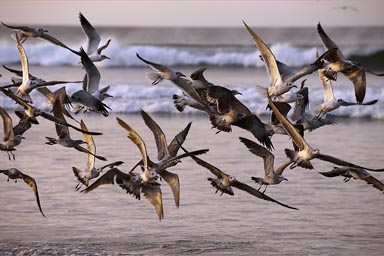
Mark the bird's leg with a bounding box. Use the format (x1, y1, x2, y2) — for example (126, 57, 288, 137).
(290, 162, 298, 169)
(343, 177, 351, 183)
(7, 178, 9, 182)
(75, 182, 82, 191)
(257, 184, 263, 191)
(7, 151, 11, 161)
(11, 151, 15, 160)
(152, 75, 162, 85)
(262, 185, 267, 194)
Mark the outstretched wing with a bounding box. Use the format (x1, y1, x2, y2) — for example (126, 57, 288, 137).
(21, 172, 46, 217)
(233, 180, 298, 210)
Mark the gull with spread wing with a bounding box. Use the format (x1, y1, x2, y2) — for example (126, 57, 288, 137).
(317, 22, 384, 104)
(314, 52, 378, 119)
(0, 168, 45, 217)
(70, 48, 111, 116)
(239, 137, 291, 193)
(319, 167, 384, 193)
(72, 119, 123, 191)
(179, 144, 298, 210)
(267, 90, 384, 172)
(78, 12, 111, 62)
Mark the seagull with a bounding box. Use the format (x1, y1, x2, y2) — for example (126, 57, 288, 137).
(1, 21, 75, 51)
(37, 86, 78, 123)
(45, 102, 107, 161)
(78, 12, 111, 62)
(137, 53, 212, 113)
(289, 81, 338, 131)
(0, 106, 25, 160)
(70, 48, 111, 116)
(179, 144, 298, 210)
(72, 119, 124, 190)
(117, 116, 209, 210)
(172, 67, 214, 112)
(243, 21, 297, 98)
(314, 51, 378, 119)
(198, 84, 274, 150)
(0, 168, 45, 217)
(200, 85, 244, 132)
(136, 109, 193, 207)
(239, 137, 291, 192)
(317, 22, 384, 104)
(136, 53, 186, 84)
(319, 167, 384, 193)
(82, 167, 163, 220)
(267, 90, 384, 171)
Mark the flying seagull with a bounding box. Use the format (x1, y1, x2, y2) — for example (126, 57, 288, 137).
(317, 22, 384, 104)
(179, 144, 298, 210)
(72, 119, 123, 190)
(239, 137, 291, 192)
(78, 12, 111, 62)
(0, 168, 45, 217)
(319, 167, 384, 193)
(267, 89, 384, 172)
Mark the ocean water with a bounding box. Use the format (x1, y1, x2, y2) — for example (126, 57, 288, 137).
(0, 24, 384, 255)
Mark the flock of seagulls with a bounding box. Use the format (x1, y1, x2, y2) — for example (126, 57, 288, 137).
(0, 14, 383, 220)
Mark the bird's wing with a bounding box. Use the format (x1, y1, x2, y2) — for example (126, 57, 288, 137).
(80, 120, 95, 170)
(0, 106, 14, 141)
(362, 173, 384, 192)
(341, 66, 366, 104)
(51, 95, 70, 138)
(233, 180, 299, 210)
(232, 115, 274, 151)
(318, 168, 347, 177)
(37, 86, 55, 104)
(317, 54, 336, 103)
(239, 137, 275, 177)
(21, 172, 46, 217)
(140, 109, 169, 161)
(243, 21, 282, 87)
(82, 168, 137, 195)
(317, 23, 345, 60)
(167, 122, 192, 157)
(0, 88, 31, 110)
(116, 117, 148, 170)
(316, 153, 384, 172)
(159, 169, 180, 208)
(142, 182, 164, 220)
(179, 144, 225, 179)
(15, 33, 29, 85)
(136, 53, 170, 73)
(2, 65, 38, 80)
(79, 47, 100, 94)
(99, 160, 124, 171)
(1, 22, 35, 32)
(40, 32, 76, 52)
(79, 12, 101, 55)
(268, 101, 291, 125)
(267, 93, 309, 150)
